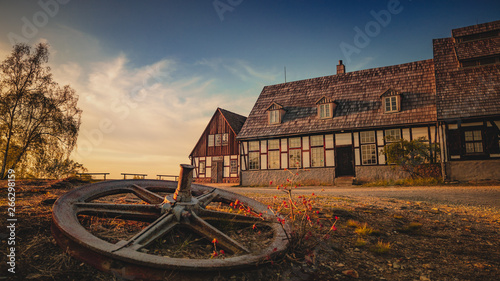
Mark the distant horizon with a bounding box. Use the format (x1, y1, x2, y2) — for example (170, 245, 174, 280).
(1, 1, 499, 179)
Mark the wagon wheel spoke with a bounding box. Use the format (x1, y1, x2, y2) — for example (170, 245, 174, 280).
(113, 212, 177, 252)
(196, 190, 220, 207)
(75, 202, 161, 221)
(187, 212, 250, 254)
(198, 209, 265, 224)
(131, 184, 165, 204)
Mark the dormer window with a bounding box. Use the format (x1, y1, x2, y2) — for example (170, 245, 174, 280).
(269, 110, 280, 124)
(316, 96, 336, 119)
(381, 89, 401, 113)
(266, 102, 285, 125)
(319, 103, 331, 118)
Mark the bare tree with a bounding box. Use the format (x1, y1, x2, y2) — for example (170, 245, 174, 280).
(0, 43, 83, 179)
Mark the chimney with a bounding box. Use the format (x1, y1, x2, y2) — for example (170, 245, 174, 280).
(337, 60, 345, 74)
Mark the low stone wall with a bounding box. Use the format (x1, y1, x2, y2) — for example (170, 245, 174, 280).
(193, 177, 239, 184)
(241, 168, 335, 186)
(446, 159, 500, 181)
(355, 165, 410, 182)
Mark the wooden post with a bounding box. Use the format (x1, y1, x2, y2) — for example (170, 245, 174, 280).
(173, 164, 195, 202)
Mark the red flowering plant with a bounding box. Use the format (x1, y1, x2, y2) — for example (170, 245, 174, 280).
(222, 167, 339, 265)
(266, 167, 339, 264)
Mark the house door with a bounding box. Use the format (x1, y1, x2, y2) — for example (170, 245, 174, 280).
(211, 161, 223, 183)
(335, 146, 355, 177)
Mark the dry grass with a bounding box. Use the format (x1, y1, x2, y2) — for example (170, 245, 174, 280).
(2, 179, 500, 281)
(354, 223, 375, 236)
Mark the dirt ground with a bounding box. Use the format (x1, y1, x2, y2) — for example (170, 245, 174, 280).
(1, 179, 499, 281)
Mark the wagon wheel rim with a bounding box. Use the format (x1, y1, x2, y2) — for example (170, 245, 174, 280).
(52, 179, 289, 278)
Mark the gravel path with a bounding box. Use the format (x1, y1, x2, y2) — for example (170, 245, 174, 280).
(216, 185, 500, 209)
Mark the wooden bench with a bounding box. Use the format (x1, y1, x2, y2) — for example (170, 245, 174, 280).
(76, 173, 110, 181)
(121, 173, 147, 179)
(157, 174, 179, 181)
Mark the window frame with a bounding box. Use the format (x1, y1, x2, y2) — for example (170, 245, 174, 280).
(385, 129, 401, 142)
(289, 149, 302, 168)
(319, 103, 331, 119)
(230, 159, 238, 174)
(199, 161, 206, 174)
(311, 147, 325, 167)
(222, 133, 229, 146)
(248, 152, 260, 170)
(268, 150, 280, 169)
(208, 135, 215, 147)
(360, 131, 377, 165)
(289, 137, 301, 148)
(269, 110, 281, 124)
(361, 144, 377, 165)
(215, 134, 222, 146)
(384, 96, 399, 113)
(464, 129, 484, 155)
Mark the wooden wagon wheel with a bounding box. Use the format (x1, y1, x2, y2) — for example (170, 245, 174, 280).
(52, 165, 289, 280)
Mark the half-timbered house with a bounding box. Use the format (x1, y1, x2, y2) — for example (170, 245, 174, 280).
(236, 20, 500, 185)
(237, 59, 438, 186)
(189, 108, 246, 183)
(435, 20, 500, 181)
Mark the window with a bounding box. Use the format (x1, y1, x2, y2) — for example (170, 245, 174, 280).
(384, 96, 398, 113)
(289, 137, 301, 148)
(230, 159, 238, 174)
(249, 152, 260, 170)
(215, 134, 221, 146)
(249, 141, 259, 151)
(199, 162, 206, 174)
(222, 133, 229, 146)
(360, 131, 375, 144)
(269, 110, 281, 124)
(289, 149, 301, 168)
(319, 104, 331, 118)
(268, 150, 280, 169)
(465, 130, 483, 154)
(316, 96, 335, 119)
(266, 102, 284, 125)
(311, 147, 324, 167)
(311, 135, 324, 167)
(208, 135, 214, 147)
(385, 129, 401, 142)
(360, 131, 377, 165)
(310, 135, 324, 146)
(268, 139, 279, 150)
(361, 144, 377, 165)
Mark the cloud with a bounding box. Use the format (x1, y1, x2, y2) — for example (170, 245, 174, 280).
(350, 56, 375, 72)
(197, 57, 280, 83)
(3, 24, 270, 178)
(64, 51, 244, 177)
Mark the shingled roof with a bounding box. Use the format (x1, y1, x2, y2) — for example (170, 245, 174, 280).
(218, 108, 247, 134)
(237, 60, 436, 140)
(434, 20, 500, 121)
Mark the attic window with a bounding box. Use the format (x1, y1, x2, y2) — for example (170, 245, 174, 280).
(381, 89, 401, 113)
(266, 102, 285, 125)
(316, 96, 336, 119)
(269, 110, 281, 124)
(319, 104, 331, 118)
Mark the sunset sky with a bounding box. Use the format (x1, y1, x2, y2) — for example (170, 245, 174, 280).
(1, 0, 499, 179)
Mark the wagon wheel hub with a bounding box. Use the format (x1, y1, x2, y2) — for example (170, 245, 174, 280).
(52, 164, 289, 280)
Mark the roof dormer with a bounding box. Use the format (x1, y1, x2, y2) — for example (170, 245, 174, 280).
(266, 102, 285, 124)
(315, 96, 336, 119)
(380, 89, 401, 113)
